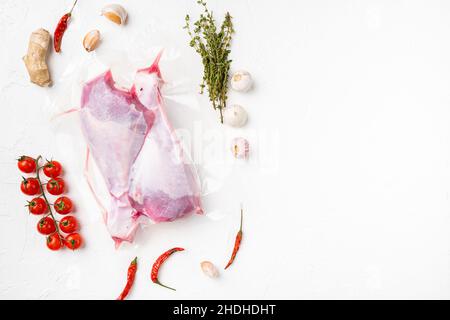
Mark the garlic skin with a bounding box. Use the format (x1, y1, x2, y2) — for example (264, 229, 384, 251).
(231, 137, 249, 159)
(200, 261, 219, 278)
(231, 70, 252, 92)
(101, 4, 127, 25)
(223, 105, 248, 128)
(83, 30, 100, 52)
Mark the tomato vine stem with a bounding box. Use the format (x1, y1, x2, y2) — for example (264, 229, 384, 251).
(34, 155, 63, 241)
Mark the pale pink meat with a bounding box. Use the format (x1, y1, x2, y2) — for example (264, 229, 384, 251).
(80, 54, 202, 245)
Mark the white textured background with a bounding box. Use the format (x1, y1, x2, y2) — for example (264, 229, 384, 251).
(1, 0, 450, 300)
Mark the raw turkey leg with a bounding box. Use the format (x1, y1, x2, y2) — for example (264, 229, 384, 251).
(79, 53, 202, 246)
(128, 55, 203, 222)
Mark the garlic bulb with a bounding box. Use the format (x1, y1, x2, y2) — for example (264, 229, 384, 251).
(223, 105, 248, 127)
(101, 4, 127, 25)
(231, 70, 252, 92)
(200, 261, 219, 278)
(231, 137, 249, 159)
(83, 30, 100, 52)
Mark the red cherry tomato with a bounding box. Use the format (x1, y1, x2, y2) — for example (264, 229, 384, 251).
(59, 216, 78, 233)
(28, 197, 47, 215)
(46, 178, 65, 195)
(20, 177, 40, 196)
(65, 233, 82, 250)
(54, 196, 73, 215)
(37, 217, 56, 235)
(47, 233, 62, 251)
(43, 160, 63, 178)
(17, 156, 36, 173)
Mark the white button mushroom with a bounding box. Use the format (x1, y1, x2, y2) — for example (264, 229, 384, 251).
(223, 104, 248, 128)
(231, 137, 249, 159)
(231, 70, 252, 92)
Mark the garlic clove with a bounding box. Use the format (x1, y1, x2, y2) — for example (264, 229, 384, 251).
(200, 261, 219, 278)
(83, 30, 100, 52)
(223, 104, 248, 128)
(101, 4, 127, 25)
(231, 70, 253, 92)
(231, 137, 249, 159)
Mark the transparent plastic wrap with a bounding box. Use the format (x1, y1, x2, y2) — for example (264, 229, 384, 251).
(46, 33, 209, 247)
(80, 51, 203, 247)
(45, 19, 249, 248)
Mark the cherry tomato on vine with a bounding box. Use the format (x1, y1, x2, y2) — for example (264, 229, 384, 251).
(17, 156, 36, 173)
(54, 196, 73, 215)
(20, 177, 40, 196)
(46, 178, 65, 195)
(27, 197, 47, 215)
(47, 233, 62, 251)
(59, 216, 78, 233)
(43, 160, 62, 178)
(37, 217, 56, 235)
(65, 233, 82, 250)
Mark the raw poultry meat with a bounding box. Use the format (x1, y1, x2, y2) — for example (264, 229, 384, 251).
(79, 53, 202, 246)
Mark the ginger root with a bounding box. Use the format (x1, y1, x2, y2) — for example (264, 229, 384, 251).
(23, 28, 52, 87)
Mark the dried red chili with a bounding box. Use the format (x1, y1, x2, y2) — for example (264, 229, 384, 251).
(117, 257, 137, 300)
(53, 0, 78, 53)
(224, 208, 243, 270)
(151, 247, 184, 291)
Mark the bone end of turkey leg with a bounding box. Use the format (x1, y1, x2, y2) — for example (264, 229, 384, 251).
(106, 196, 141, 247)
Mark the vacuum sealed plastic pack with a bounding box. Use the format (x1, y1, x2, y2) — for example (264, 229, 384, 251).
(46, 20, 248, 247)
(46, 41, 205, 247)
(79, 52, 203, 246)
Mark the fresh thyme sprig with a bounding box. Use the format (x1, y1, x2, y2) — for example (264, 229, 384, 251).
(184, 0, 234, 123)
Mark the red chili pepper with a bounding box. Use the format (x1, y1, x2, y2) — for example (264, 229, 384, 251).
(224, 208, 243, 270)
(151, 247, 184, 291)
(53, 0, 78, 53)
(117, 257, 137, 300)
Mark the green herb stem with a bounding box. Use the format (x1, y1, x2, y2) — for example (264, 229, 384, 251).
(184, 0, 234, 123)
(34, 155, 64, 240)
